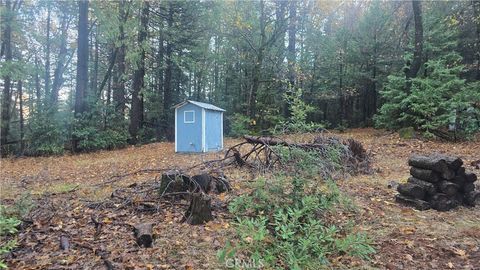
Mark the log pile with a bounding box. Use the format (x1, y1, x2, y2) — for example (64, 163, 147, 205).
(396, 154, 479, 211)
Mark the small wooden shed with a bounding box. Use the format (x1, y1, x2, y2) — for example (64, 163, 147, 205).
(174, 100, 225, 153)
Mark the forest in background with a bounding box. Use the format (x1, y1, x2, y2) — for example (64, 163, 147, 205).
(1, 0, 480, 156)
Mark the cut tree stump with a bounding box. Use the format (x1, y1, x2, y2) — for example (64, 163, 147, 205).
(184, 193, 213, 225)
(134, 223, 154, 247)
(158, 171, 189, 196)
(408, 155, 455, 180)
(438, 181, 458, 196)
(407, 177, 436, 196)
(409, 167, 440, 183)
(397, 183, 425, 200)
(395, 194, 430, 210)
(464, 191, 480, 206)
(191, 174, 212, 193)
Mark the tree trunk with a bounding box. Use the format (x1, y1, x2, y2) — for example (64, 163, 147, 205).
(129, 1, 149, 143)
(112, 0, 127, 115)
(247, 0, 266, 119)
(45, 2, 51, 99)
(405, 0, 423, 92)
(287, 0, 296, 87)
(162, 3, 174, 141)
(18, 80, 24, 155)
(51, 11, 70, 106)
(1, 0, 13, 148)
(472, 0, 480, 80)
(74, 0, 89, 116)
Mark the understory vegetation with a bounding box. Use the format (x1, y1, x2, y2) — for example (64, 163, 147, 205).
(219, 146, 375, 269)
(0, 195, 33, 269)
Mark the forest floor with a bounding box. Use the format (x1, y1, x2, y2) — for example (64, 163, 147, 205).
(1, 128, 480, 269)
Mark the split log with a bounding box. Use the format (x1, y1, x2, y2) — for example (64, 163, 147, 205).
(407, 177, 436, 196)
(409, 167, 440, 183)
(190, 174, 212, 193)
(408, 155, 455, 180)
(395, 194, 430, 210)
(465, 172, 478, 183)
(438, 181, 458, 196)
(430, 193, 455, 211)
(464, 191, 480, 206)
(158, 171, 189, 196)
(184, 193, 213, 225)
(397, 183, 425, 200)
(134, 223, 153, 247)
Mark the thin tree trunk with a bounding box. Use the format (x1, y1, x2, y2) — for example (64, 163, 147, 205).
(18, 80, 24, 154)
(74, 0, 89, 116)
(1, 0, 13, 148)
(163, 3, 174, 141)
(45, 2, 51, 99)
(405, 0, 423, 92)
(112, 0, 127, 115)
(129, 1, 149, 143)
(473, 0, 480, 80)
(51, 11, 70, 106)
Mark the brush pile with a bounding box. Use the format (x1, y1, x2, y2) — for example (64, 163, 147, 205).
(396, 154, 479, 211)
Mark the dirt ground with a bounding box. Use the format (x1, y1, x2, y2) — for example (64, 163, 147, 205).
(1, 128, 479, 269)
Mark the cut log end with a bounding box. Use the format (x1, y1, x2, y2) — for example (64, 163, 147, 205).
(397, 183, 425, 200)
(134, 223, 154, 248)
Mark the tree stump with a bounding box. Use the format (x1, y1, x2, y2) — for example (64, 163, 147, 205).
(134, 223, 154, 247)
(191, 174, 212, 193)
(158, 171, 189, 196)
(397, 183, 425, 200)
(184, 193, 213, 225)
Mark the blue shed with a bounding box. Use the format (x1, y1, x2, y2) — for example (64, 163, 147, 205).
(174, 100, 225, 153)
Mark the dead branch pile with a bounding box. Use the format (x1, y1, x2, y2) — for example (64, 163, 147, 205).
(396, 154, 479, 211)
(225, 134, 372, 176)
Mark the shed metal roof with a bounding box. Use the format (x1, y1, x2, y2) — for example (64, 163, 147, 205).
(174, 100, 225, 112)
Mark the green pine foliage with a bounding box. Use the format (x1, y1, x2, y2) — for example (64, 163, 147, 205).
(375, 10, 480, 139)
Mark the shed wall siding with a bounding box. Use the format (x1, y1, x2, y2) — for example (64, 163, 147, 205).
(205, 110, 223, 151)
(176, 103, 203, 152)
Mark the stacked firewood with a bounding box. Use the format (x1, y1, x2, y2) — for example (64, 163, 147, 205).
(395, 154, 479, 211)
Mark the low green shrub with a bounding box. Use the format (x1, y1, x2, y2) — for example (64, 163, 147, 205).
(221, 177, 374, 269)
(229, 113, 251, 138)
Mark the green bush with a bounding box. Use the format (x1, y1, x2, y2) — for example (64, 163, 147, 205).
(229, 113, 251, 137)
(275, 87, 324, 134)
(27, 110, 65, 156)
(72, 109, 129, 152)
(221, 177, 374, 269)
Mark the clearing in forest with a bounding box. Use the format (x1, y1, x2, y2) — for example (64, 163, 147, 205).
(1, 128, 479, 269)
